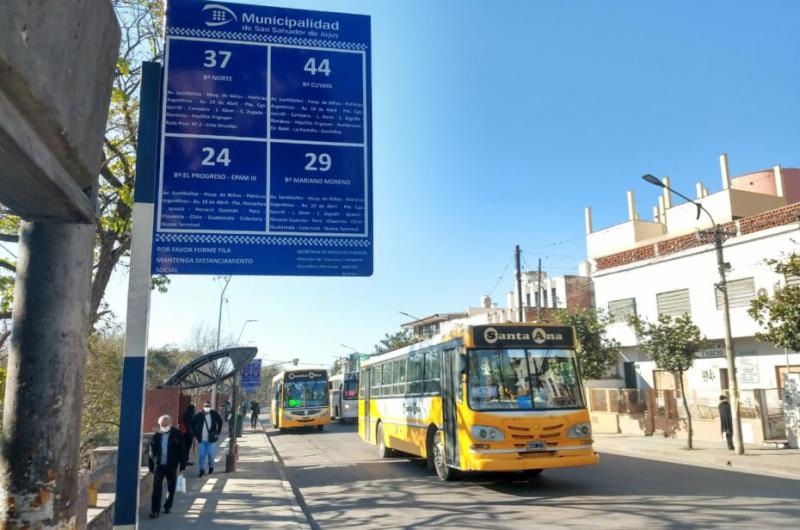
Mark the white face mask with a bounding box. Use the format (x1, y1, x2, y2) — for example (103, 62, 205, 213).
(160, 425, 171, 433)
(203, 407, 211, 412)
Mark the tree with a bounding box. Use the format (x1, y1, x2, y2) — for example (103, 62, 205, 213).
(82, 331, 124, 456)
(630, 313, 705, 449)
(749, 253, 800, 355)
(373, 329, 418, 355)
(554, 308, 621, 380)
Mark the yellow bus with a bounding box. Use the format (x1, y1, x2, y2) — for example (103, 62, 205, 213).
(271, 368, 331, 431)
(358, 324, 598, 480)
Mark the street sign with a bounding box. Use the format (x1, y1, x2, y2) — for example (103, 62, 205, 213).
(241, 358, 262, 391)
(153, 0, 372, 276)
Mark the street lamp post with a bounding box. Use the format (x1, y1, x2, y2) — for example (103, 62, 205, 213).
(642, 174, 744, 454)
(236, 319, 258, 345)
(211, 275, 231, 410)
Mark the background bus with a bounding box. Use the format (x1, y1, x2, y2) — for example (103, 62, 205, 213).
(329, 372, 359, 422)
(358, 324, 598, 480)
(271, 368, 330, 431)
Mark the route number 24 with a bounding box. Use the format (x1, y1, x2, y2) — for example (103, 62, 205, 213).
(201, 147, 231, 167)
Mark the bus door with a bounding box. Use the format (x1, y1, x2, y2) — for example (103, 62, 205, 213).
(441, 347, 460, 468)
(363, 369, 371, 441)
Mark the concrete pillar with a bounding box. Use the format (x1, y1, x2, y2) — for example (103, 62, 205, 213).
(662, 176, 672, 208)
(696, 181, 704, 199)
(773, 165, 785, 198)
(658, 195, 666, 225)
(626, 191, 636, 221)
(652, 206, 659, 222)
(584, 207, 593, 234)
(1, 220, 94, 528)
(720, 153, 731, 190)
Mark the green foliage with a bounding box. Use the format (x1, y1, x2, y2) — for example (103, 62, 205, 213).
(373, 329, 418, 355)
(81, 332, 124, 455)
(629, 313, 705, 374)
(749, 253, 800, 352)
(554, 309, 620, 379)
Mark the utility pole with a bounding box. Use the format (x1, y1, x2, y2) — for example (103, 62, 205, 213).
(226, 368, 239, 472)
(641, 174, 745, 455)
(212, 275, 231, 409)
(715, 228, 745, 455)
(515, 245, 524, 322)
(537, 258, 543, 321)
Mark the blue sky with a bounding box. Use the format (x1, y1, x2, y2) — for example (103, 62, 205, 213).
(104, 0, 800, 367)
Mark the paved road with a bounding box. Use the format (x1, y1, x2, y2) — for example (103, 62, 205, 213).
(266, 421, 800, 529)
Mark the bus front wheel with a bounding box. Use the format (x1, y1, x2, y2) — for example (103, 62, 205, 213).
(433, 428, 457, 481)
(376, 423, 391, 459)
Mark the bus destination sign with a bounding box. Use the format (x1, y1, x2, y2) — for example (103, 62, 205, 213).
(472, 325, 576, 349)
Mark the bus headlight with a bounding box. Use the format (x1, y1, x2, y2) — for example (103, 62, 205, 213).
(471, 425, 505, 442)
(566, 422, 592, 438)
(344, 404, 351, 410)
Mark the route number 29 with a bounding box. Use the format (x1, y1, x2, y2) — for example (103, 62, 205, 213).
(203, 50, 232, 68)
(201, 147, 231, 167)
(305, 153, 331, 171)
(303, 57, 331, 76)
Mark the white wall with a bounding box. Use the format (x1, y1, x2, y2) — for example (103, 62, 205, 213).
(594, 223, 799, 346)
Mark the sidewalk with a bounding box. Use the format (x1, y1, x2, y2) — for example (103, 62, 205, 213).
(594, 433, 800, 480)
(139, 428, 309, 529)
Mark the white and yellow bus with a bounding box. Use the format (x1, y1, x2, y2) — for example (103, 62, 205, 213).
(358, 324, 598, 480)
(271, 368, 331, 431)
(329, 372, 359, 422)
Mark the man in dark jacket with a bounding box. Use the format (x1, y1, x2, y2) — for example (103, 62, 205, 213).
(250, 401, 261, 429)
(718, 394, 734, 450)
(181, 403, 196, 463)
(148, 415, 187, 518)
(193, 401, 224, 477)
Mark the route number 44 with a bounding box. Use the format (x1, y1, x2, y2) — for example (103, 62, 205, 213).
(304, 57, 331, 76)
(201, 147, 231, 167)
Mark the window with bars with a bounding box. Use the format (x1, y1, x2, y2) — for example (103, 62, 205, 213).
(656, 289, 691, 317)
(715, 277, 755, 309)
(608, 298, 637, 323)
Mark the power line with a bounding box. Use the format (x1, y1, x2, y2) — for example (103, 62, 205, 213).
(487, 252, 514, 298)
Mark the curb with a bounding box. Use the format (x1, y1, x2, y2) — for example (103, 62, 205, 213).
(595, 441, 800, 481)
(262, 425, 317, 530)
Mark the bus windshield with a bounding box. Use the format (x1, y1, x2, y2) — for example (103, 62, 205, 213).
(468, 348, 584, 411)
(284, 380, 328, 408)
(343, 379, 358, 400)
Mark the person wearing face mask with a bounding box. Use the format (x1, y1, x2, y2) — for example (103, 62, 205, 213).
(192, 401, 223, 477)
(148, 415, 187, 518)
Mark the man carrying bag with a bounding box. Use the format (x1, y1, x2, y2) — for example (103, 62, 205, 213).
(193, 401, 223, 477)
(148, 415, 187, 518)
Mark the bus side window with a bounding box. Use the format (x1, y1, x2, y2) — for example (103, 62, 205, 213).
(394, 358, 407, 395)
(370, 366, 381, 397)
(424, 351, 440, 394)
(383, 362, 395, 397)
(408, 352, 424, 394)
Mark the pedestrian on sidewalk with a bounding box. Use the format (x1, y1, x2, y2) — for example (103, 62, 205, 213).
(223, 399, 232, 424)
(148, 415, 187, 519)
(193, 401, 223, 477)
(719, 394, 734, 450)
(250, 400, 261, 429)
(181, 403, 196, 464)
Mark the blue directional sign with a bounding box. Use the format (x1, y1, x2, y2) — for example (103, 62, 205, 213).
(241, 359, 262, 391)
(152, 0, 372, 276)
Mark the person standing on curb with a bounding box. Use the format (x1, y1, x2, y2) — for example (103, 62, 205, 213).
(250, 400, 261, 430)
(193, 401, 223, 477)
(718, 394, 734, 450)
(148, 415, 187, 519)
(181, 402, 196, 464)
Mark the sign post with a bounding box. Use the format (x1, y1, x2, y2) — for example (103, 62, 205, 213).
(115, 1, 371, 526)
(241, 359, 263, 392)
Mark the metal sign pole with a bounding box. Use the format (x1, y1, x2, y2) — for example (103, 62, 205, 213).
(113, 61, 161, 530)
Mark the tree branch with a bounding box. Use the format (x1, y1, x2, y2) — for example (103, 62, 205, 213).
(0, 259, 16, 273)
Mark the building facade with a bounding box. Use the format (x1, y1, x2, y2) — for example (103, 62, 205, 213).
(586, 156, 800, 438)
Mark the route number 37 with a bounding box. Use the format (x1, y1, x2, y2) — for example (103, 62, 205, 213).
(304, 57, 331, 76)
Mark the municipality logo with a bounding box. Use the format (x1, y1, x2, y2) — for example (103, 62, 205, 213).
(203, 4, 237, 27)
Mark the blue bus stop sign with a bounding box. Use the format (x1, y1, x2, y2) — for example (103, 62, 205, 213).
(153, 0, 372, 276)
(241, 359, 262, 391)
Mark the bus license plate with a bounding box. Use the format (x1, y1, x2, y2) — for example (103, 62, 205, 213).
(526, 441, 546, 451)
